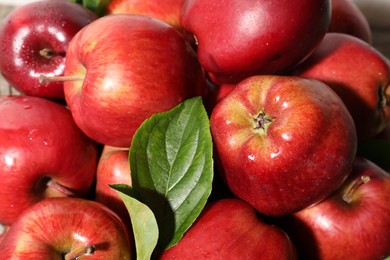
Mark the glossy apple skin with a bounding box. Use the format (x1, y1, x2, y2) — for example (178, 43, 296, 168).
(106, 0, 186, 32)
(95, 145, 132, 229)
(328, 0, 372, 43)
(180, 0, 331, 84)
(160, 198, 297, 259)
(294, 32, 390, 141)
(64, 14, 207, 148)
(0, 197, 133, 259)
(210, 75, 357, 216)
(0, 95, 99, 226)
(0, 0, 98, 99)
(281, 157, 390, 260)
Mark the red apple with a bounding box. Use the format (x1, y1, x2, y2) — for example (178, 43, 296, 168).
(294, 32, 390, 141)
(0, 95, 99, 226)
(61, 14, 207, 148)
(281, 157, 390, 260)
(106, 0, 186, 32)
(0, 197, 133, 259)
(160, 198, 297, 259)
(328, 0, 372, 43)
(95, 145, 132, 228)
(0, 0, 98, 99)
(210, 75, 357, 217)
(180, 0, 331, 84)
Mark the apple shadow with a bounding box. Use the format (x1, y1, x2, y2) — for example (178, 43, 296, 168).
(275, 215, 321, 260)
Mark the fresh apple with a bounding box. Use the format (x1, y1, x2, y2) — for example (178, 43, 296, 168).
(180, 0, 331, 85)
(106, 0, 186, 32)
(328, 0, 372, 43)
(210, 75, 357, 217)
(0, 95, 99, 226)
(160, 198, 297, 259)
(0, 197, 133, 259)
(281, 157, 390, 260)
(0, 0, 98, 99)
(294, 32, 390, 141)
(59, 14, 207, 148)
(95, 145, 132, 229)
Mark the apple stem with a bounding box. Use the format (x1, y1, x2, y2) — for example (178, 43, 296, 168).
(39, 48, 53, 59)
(39, 48, 65, 59)
(342, 175, 371, 203)
(46, 179, 77, 197)
(39, 74, 84, 84)
(64, 245, 95, 260)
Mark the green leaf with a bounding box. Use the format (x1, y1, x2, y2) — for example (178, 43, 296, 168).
(111, 184, 159, 260)
(130, 96, 214, 251)
(70, 0, 111, 16)
(357, 139, 390, 171)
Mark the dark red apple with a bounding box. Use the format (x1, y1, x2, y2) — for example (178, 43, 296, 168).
(160, 198, 297, 259)
(61, 14, 207, 148)
(180, 0, 331, 84)
(0, 0, 98, 99)
(210, 75, 357, 217)
(294, 32, 390, 140)
(95, 145, 132, 228)
(106, 0, 186, 32)
(0, 197, 133, 259)
(328, 0, 372, 43)
(0, 95, 99, 226)
(281, 157, 390, 260)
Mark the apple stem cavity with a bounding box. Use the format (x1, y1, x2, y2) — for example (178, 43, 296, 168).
(39, 48, 65, 59)
(342, 175, 371, 203)
(39, 48, 54, 59)
(46, 179, 77, 197)
(38, 74, 84, 84)
(64, 245, 95, 260)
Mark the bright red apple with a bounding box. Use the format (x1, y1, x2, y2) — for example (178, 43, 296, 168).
(328, 0, 372, 43)
(210, 75, 357, 217)
(180, 0, 331, 85)
(281, 157, 390, 260)
(294, 32, 390, 141)
(106, 0, 186, 32)
(160, 198, 297, 259)
(0, 0, 98, 99)
(95, 145, 132, 228)
(0, 95, 99, 226)
(0, 197, 133, 259)
(60, 14, 207, 148)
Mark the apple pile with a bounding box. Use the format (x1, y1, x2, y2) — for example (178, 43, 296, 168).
(0, 0, 389, 259)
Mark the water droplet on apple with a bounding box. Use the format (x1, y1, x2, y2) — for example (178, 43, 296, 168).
(43, 138, 50, 146)
(23, 104, 32, 110)
(270, 148, 281, 158)
(27, 129, 39, 141)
